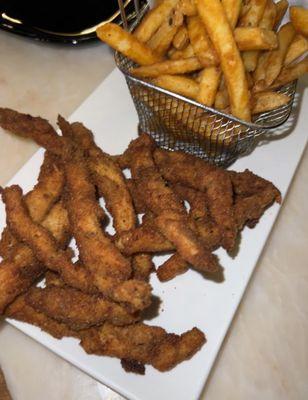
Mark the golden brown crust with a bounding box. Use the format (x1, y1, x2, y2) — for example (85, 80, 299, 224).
(0, 152, 65, 259)
(154, 148, 237, 252)
(5, 293, 78, 339)
(157, 253, 189, 282)
(80, 322, 206, 372)
(126, 134, 219, 273)
(26, 286, 139, 330)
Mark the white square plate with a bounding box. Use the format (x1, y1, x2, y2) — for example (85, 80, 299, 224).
(1, 69, 307, 400)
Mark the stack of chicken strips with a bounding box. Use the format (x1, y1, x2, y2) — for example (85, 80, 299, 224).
(0, 108, 281, 374)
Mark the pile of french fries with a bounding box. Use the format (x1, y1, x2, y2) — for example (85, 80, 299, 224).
(97, 0, 308, 124)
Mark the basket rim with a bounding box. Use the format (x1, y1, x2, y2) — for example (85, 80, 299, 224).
(115, 52, 296, 131)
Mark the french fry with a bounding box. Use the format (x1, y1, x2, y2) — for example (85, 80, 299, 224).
(178, 0, 198, 16)
(152, 74, 199, 99)
(234, 27, 278, 51)
(285, 34, 308, 66)
(197, 67, 221, 106)
(246, 72, 254, 88)
(187, 15, 219, 67)
(242, 0, 277, 72)
(270, 57, 308, 88)
(289, 6, 308, 38)
(221, 0, 242, 29)
(173, 25, 190, 50)
(252, 91, 290, 113)
(197, 0, 251, 121)
(131, 57, 203, 78)
(215, 87, 229, 110)
(273, 0, 289, 31)
(253, 51, 271, 84)
(96, 23, 162, 66)
(239, 0, 267, 28)
(264, 22, 296, 87)
(134, 0, 180, 43)
(147, 10, 183, 56)
(169, 44, 195, 59)
(240, 0, 268, 71)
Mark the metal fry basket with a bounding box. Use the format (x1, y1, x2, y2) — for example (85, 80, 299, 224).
(115, 0, 297, 167)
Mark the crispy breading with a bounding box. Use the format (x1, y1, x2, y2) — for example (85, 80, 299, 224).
(0, 152, 64, 259)
(125, 134, 218, 272)
(154, 148, 237, 252)
(115, 221, 174, 254)
(157, 253, 189, 282)
(1, 185, 151, 312)
(0, 200, 70, 314)
(229, 169, 281, 201)
(0, 108, 65, 156)
(80, 322, 206, 372)
(26, 287, 139, 330)
(132, 254, 155, 282)
(58, 117, 137, 234)
(5, 293, 78, 339)
(126, 179, 147, 214)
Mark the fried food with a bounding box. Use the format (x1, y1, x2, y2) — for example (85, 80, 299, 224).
(234, 27, 278, 51)
(134, 0, 180, 43)
(187, 15, 219, 67)
(0, 200, 70, 314)
(263, 22, 296, 87)
(197, 67, 221, 107)
(290, 6, 308, 38)
(274, 0, 289, 30)
(26, 287, 139, 330)
(270, 57, 308, 89)
(252, 91, 290, 114)
(1, 185, 151, 312)
(172, 25, 189, 50)
(197, 0, 251, 121)
(5, 293, 78, 339)
(58, 117, 136, 236)
(80, 322, 206, 372)
(96, 24, 162, 66)
(154, 148, 237, 251)
(126, 134, 218, 272)
(285, 34, 308, 66)
(0, 108, 65, 156)
(0, 151, 64, 259)
(222, 0, 242, 29)
(152, 74, 199, 99)
(131, 57, 203, 78)
(157, 253, 189, 282)
(132, 254, 155, 282)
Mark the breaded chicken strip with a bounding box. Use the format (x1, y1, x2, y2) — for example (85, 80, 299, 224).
(124, 134, 218, 273)
(0, 201, 70, 314)
(58, 117, 137, 235)
(0, 107, 65, 156)
(80, 322, 206, 372)
(0, 152, 64, 259)
(26, 287, 139, 330)
(154, 148, 237, 252)
(1, 185, 151, 312)
(5, 293, 78, 339)
(157, 253, 189, 282)
(58, 117, 154, 283)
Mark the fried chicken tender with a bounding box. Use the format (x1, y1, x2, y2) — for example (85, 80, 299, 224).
(58, 117, 137, 235)
(80, 322, 206, 372)
(125, 134, 218, 273)
(26, 287, 139, 330)
(0, 107, 65, 156)
(229, 169, 282, 201)
(154, 148, 237, 252)
(2, 185, 151, 312)
(0, 201, 70, 314)
(58, 118, 154, 283)
(0, 152, 64, 259)
(5, 293, 78, 339)
(157, 253, 189, 282)
(230, 170, 281, 230)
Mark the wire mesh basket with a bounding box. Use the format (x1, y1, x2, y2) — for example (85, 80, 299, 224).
(115, 1, 297, 167)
